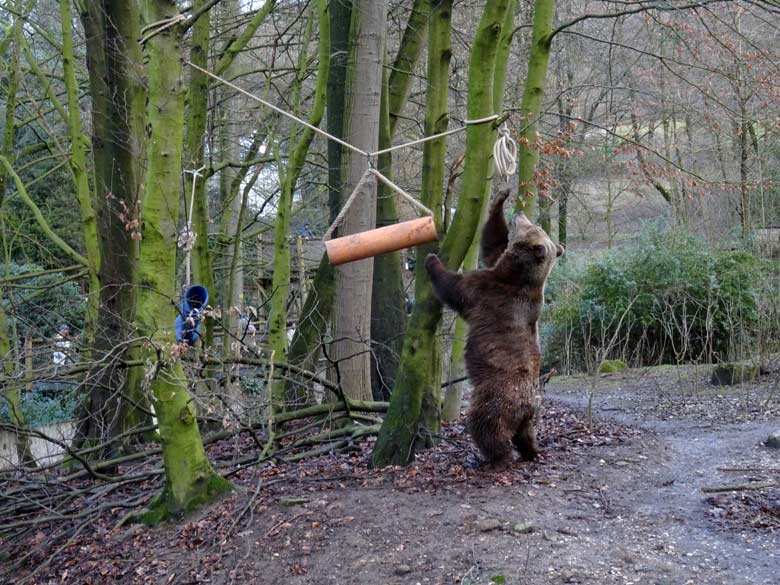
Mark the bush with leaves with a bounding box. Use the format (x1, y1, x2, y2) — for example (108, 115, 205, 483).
(0, 385, 79, 428)
(542, 228, 773, 373)
(2, 262, 86, 339)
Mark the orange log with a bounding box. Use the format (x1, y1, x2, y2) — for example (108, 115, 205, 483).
(325, 216, 438, 266)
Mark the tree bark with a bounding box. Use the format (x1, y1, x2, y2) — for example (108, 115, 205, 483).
(78, 0, 146, 455)
(371, 0, 431, 402)
(514, 0, 555, 219)
(136, 0, 229, 522)
(373, 0, 512, 466)
(267, 0, 329, 411)
(331, 0, 388, 403)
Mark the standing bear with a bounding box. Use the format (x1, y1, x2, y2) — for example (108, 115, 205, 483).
(425, 190, 564, 466)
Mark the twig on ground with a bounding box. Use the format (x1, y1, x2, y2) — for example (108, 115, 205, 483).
(702, 481, 776, 493)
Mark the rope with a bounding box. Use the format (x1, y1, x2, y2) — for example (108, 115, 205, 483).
(140, 14, 187, 45)
(369, 169, 432, 216)
(323, 169, 374, 242)
(184, 62, 510, 244)
(179, 166, 205, 286)
(493, 123, 517, 179)
(185, 61, 499, 161)
(372, 115, 499, 157)
(187, 61, 370, 159)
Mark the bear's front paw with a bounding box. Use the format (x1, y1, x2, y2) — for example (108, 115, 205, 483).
(424, 253, 442, 273)
(492, 189, 511, 210)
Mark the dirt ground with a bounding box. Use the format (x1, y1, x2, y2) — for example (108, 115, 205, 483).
(5, 365, 780, 584)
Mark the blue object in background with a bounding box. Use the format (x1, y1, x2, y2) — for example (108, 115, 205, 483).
(175, 285, 209, 345)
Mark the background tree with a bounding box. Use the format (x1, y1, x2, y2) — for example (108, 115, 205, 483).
(330, 0, 389, 403)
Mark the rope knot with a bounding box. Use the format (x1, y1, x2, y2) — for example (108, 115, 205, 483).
(178, 227, 197, 252)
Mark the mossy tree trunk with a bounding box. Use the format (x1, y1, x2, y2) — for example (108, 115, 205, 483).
(267, 0, 329, 411)
(77, 0, 146, 455)
(284, 0, 353, 388)
(442, 0, 517, 421)
(513, 0, 555, 221)
(331, 0, 388, 403)
(373, 0, 454, 460)
(60, 0, 101, 340)
(373, 0, 513, 466)
(136, 0, 229, 522)
(184, 0, 215, 350)
(0, 28, 33, 466)
(370, 0, 431, 401)
(0, 301, 34, 466)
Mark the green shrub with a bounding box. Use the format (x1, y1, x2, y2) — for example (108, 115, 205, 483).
(2, 262, 86, 338)
(542, 227, 772, 373)
(598, 359, 626, 373)
(0, 386, 79, 428)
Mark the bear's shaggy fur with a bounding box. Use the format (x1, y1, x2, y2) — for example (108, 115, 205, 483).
(425, 190, 563, 466)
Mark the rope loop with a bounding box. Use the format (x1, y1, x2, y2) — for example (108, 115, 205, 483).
(493, 123, 517, 179)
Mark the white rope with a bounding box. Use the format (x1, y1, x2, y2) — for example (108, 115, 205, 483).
(323, 169, 374, 242)
(188, 61, 370, 159)
(369, 169, 432, 216)
(372, 114, 499, 157)
(184, 62, 510, 243)
(186, 61, 498, 161)
(139, 14, 187, 45)
(493, 123, 517, 179)
(179, 166, 205, 286)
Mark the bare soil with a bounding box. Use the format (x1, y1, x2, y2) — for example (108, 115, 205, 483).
(5, 365, 780, 584)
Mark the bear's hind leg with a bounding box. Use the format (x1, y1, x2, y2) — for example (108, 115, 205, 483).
(468, 412, 513, 468)
(512, 418, 539, 461)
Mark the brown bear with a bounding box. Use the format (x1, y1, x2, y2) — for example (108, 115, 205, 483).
(425, 189, 564, 467)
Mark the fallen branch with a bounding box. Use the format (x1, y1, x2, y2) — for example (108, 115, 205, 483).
(716, 467, 780, 473)
(702, 481, 776, 493)
(274, 399, 388, 424)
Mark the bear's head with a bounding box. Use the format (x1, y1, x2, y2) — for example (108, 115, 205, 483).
(497, 212, 564, 285)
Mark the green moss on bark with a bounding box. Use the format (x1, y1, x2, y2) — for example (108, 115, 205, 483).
(374, 0, 514, 467)
(136, 0, 230, 519)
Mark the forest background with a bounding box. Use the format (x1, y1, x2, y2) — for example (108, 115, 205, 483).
(1, 0, 780, 528)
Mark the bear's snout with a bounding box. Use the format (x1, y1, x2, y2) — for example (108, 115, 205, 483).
(511, 212, 533, 228)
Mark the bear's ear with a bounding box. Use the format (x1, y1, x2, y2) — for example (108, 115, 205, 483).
(533, 245, 547, 259)
(556, 244, 565, 257)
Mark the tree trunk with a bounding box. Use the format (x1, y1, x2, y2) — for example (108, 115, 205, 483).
(330, 0, 388, 403)
(136, 0, 229, 522)
(738, 101, 751, 238)
(0, 301, 34, 466)
(514, 0, 555, 219)
(60, 0, 101, 340)
(443, 0, 516, 422)
(0, 18, 34, 467)
(78, 0, 146, 455)
(216, 0, 246, 407)
(284, 0, 353, 391)
(369, 98, 406, 400)
(267, 0, 329, 411)
(373, 0, 512, 466)
(370, 0, 430, 401)
(184, 0, 215, 352)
